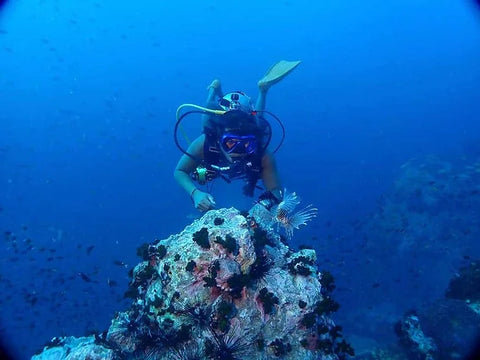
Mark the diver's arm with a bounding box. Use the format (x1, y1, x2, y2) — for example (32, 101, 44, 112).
(261, 152, 283, 201)
(173, 135, 205, 196)
(174, 135, 216, 211)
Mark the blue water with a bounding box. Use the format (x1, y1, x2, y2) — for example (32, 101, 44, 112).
(1, 0, 480, 358)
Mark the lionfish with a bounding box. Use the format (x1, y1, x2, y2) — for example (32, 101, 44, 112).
(265, 189, 317, 239)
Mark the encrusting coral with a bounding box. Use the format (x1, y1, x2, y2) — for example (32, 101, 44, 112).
(32, 203, 353, 360)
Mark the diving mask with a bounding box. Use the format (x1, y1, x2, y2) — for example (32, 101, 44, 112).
(220, 133, 258, 155)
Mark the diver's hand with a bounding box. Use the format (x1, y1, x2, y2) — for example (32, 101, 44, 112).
(192, 190, 216, 212)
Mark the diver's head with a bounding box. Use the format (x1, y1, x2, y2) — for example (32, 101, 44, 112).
(219, 91, 254, 113)
(215, 109, 259, 134)
(215, 110, 260, 160)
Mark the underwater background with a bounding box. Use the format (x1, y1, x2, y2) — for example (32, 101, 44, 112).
(1, 0, 480, 358)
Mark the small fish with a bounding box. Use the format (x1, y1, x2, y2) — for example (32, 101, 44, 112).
(107, 279, 118, 287)
(113, 260, 128, 268)
(78, 272, 92, 282)
(86, 245, 95, 255)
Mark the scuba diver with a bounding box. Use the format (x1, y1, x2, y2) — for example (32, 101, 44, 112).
(174, 60, 301, 212)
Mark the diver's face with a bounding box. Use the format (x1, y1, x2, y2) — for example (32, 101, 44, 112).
(219, 131, 257, 158)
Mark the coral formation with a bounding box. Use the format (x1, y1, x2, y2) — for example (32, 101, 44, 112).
(362, 156, 480, 256)
(394, 311, 437, 360)
(339, 155, 480, 359)
(393, 260, 480, 360)
(445, 261, 480, 302)
(32, 204, 353, 359)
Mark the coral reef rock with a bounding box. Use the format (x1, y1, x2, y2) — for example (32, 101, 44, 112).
(394, 297, 480, 360)
(394, 312, 437, 360)
(32, 205, 353, 359)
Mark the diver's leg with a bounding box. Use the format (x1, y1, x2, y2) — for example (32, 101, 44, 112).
(255, 86, 268, 112)
(255, 60, 301, 111)
(202, 79, 223, 127)
(206, 79, 223, 107)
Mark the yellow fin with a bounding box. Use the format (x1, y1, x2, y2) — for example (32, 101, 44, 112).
(258, 60, 301, 88)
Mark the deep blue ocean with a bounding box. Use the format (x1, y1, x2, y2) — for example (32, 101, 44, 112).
(1, 0, 480, 359)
